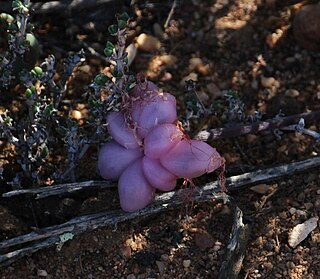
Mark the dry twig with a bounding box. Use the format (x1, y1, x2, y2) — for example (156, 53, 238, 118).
(195, 110, 320, 141)
(1, 156, 320, 267)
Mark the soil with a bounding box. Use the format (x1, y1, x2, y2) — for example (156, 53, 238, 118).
(1, 0, 320, 278)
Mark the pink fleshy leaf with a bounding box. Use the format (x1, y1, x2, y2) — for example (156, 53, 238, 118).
(118, 158, 156, 212)
(144, 123, 183, 159)
(142, 156, 177, 191)
(107, 111, 141, 149)
(98, 140, 143, 180)
(160, 139, 222, 178)
(132, 92, 177, 138)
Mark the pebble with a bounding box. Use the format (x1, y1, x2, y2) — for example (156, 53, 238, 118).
(289, 207, 297, 215)
(206, 82, 222, 98)
(153, 23, 164, 38)
(78, 65, 91, 73)
(126, 274, 136, 279)
(285, 89, 300, 98)
(250, 184, 270, 194)
(158, 54, 177, 66)
(156, 261, 166, 273)
(288, 217, 319, 248)
(189, 57, 203, 71)
(279, 211, 287, 219)
(183, 259, 191, 268)
(136, 33, 161, 52)
(261, 76, 276, 88)
(314, 199, 320, 207)
(71, 110, 82, 120)
(317, 189, 320, 195)
(264, 262, 274, 270)
(180, 72, 198, 87)
(195, 231, 214, 250)
(37, 270, 48, 277)
(304, 202, 313, 210)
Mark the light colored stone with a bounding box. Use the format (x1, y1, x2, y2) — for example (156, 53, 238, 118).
(250, 184, 271, 194)
(78, 65, 91, 73)
(37, 270, 48, 277)
(288, 217, 319, 248)
(183, 259, 191, 268)
(261, 76, 276, 88)
(136, 33, 161, 52)
(189, 57, 203, 71)
(158, 54, 177, 66)
(71, 110, 82, 120)
(289, 207, 297, 215)
(285, 89, 300, 97)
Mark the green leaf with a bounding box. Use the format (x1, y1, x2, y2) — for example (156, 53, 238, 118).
(43, 103, 55, 116)
(117, 19, 127, 30)
(108, 24, 118, 35)
(4, 116, 13, 125)
(40, 145, 49, 158)
(31, 66, 43, 78)
(118, 12, 130, 22)
(104, 48, 113, 57)
(111, 68, 123, 78)
(94, 73, 109, 86)
(56, 126, 67, 136)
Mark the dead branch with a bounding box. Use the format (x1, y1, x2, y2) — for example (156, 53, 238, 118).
(0, 156, 319, 267)
(219, 206, 251, 279)
(2, 180, 115, 199)
(195, 110, 320, 141)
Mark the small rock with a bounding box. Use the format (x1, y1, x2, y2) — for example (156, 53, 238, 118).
(250, 184, 271, 194)
(295, 209, 307, 217)
(120, 244, 131, 258)
(156, 261, 166, 273)
(317, 189, 320, 195)
(189, 57, 203, 71)
(37, 270, 48, 277)
(161, 254, 169, 262)
(206, 82, 222, 98)
(315, 199, 320, 207)
(180, 72, 198, 87)
(261, 76, 276, 88)
(289, 207, 297, 215)
(126, 274, 136, 279)
(71, 110, 82, 120)
(153, 23, 164, 38)
(158, 54, 177, 66)
(263, 262, 274, 270)
(183, 259, 191, 268)
(297, 192, 305, 202)
(136, 33, 161, 52)
(288, 217, 319, 248)
(78, 65, 91, 73)
(195, 231, 214, 250)
(197, 91, 209, 103)
(304, 202, 313, 210)
(279, 211, 287, 219)
(285, 89, 300, 98)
